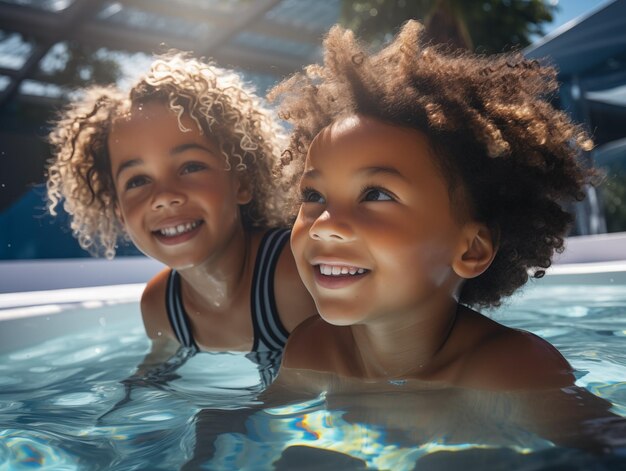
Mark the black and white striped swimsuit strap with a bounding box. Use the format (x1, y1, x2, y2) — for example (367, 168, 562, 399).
(249, 227, 291, 352)
(164, 228, 291, 354)
(165, 268, 200, 353)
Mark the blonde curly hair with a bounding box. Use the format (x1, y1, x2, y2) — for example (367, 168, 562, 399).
(47, 52, 293, 259)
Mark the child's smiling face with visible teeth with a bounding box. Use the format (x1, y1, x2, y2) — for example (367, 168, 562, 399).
(108, 101, 251, 270)
(318, 264, 366, 276)
(290, 114, 472, 326)
(157, 220, 201, 238)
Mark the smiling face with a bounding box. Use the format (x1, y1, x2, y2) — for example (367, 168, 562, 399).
(291, 115, 476, 326)
(108, 101, 251, 270)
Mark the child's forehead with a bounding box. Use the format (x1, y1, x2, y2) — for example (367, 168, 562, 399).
(305, 114, 442, 181)
(309, 114, 433, 158)
(328, 114, 363, 134)
(110, 101, 193, 137)
(108, 101, 221, 151)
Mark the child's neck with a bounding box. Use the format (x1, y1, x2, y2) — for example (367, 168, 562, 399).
(177, 228, 254, 314)
(350, 297, 459, 380)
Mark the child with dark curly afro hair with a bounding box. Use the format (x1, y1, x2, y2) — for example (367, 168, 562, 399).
(268, 20, 598, 391)
(46, 53, 315, 383)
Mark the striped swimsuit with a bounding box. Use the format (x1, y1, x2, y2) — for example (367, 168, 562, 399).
(165, 228, 291, 386)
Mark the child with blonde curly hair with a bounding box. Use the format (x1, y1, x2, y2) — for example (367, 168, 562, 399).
(47, 53, 315, 382)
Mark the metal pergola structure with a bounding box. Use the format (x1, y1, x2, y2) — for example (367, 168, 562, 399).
(0, 0, 341, 236)
(0, 0, 341, 110)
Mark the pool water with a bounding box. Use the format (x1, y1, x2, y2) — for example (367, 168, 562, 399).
(0, 283, 625, 470)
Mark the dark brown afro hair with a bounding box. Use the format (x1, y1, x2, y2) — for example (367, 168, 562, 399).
(269, 20, 597, 308)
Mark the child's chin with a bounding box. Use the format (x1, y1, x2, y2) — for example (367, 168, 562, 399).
(318, 310, 363, 327)
(167, 256, 203, 271)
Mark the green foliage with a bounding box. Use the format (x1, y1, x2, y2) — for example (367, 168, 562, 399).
(340, 0, 557, 53)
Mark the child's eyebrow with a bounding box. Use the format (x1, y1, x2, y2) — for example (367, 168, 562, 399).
(115, 159, 141, 180)
(301, 168, 321, 180)
(115, 143, 217, 180)
(302, 166, 408, 182)
(358, 166, 407, 181)
(170, 143, 217, 156)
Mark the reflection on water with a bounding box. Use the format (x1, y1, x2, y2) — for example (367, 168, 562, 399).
(0, 285, 624, 469)
(216, 398, 537, 471)
(1, 429, 84, 470)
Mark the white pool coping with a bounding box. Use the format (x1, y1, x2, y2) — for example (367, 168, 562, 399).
(0, 283, 145, 308)
(0, 283, 145, 321)
(548, 260, 626, 275)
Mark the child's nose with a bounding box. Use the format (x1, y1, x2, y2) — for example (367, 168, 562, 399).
(151, 184, 186, 210)
(309, 209, 355, 242)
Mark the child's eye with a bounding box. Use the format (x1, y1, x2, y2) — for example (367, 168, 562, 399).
(362, 187, 394, 202)
(125, 176, 149, 190)
(181, 162, 207, 174)
(301, 187, 325, 204)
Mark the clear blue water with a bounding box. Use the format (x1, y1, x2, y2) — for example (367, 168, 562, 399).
(0, 283, 625, 470)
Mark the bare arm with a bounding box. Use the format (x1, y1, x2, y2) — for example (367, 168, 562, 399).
(460, 327, 624, 453)
(98, 270, 186, 422)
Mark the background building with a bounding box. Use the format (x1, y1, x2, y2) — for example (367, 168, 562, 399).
(526, 0, 626, 235)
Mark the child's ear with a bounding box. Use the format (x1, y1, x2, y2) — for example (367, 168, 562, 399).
(452, 222, 497, 279)
(236, 175, 253, 205)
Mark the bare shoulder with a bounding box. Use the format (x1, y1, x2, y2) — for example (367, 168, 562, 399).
(282, 316, 328, 367)
(140, 268, 175, 341)
(273, 232, 317, 332)
(459, 311, 575, 390)
(282, 317, 342, 370)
